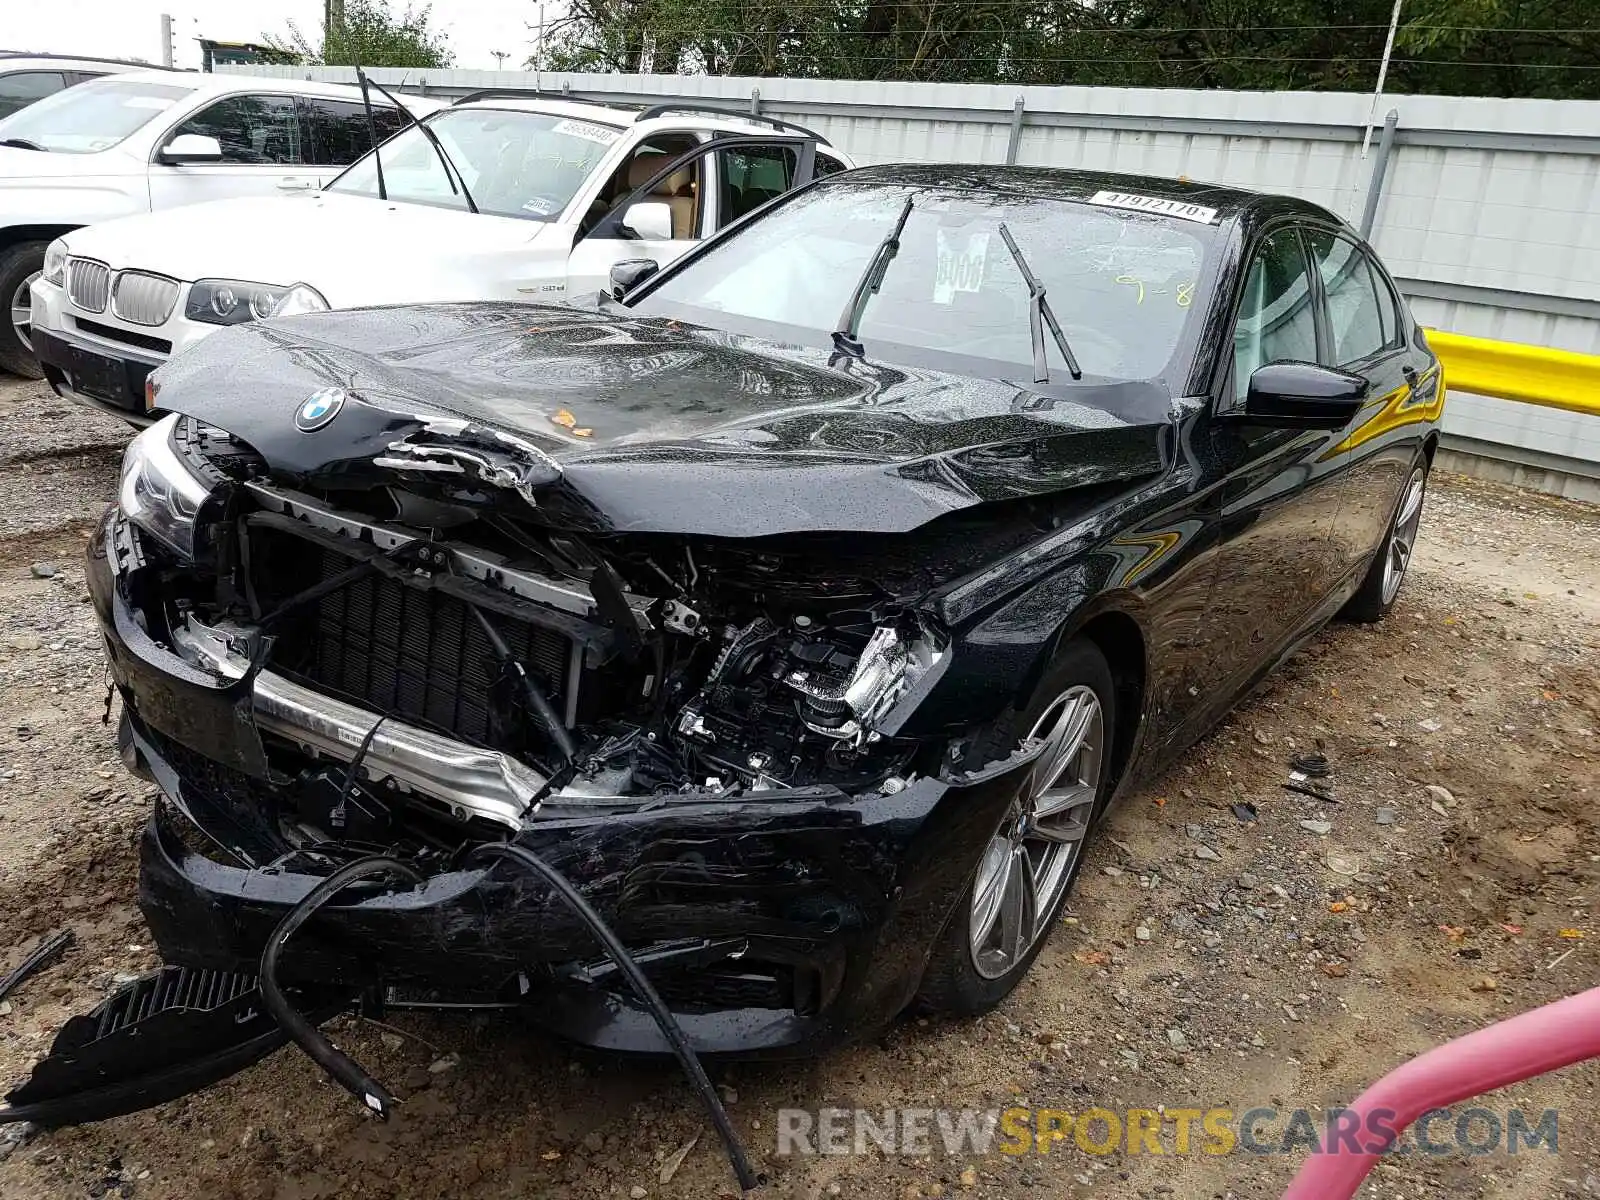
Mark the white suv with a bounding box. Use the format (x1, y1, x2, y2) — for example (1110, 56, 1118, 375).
(27, 90, 852, 423)
(0, 70, 441, 376)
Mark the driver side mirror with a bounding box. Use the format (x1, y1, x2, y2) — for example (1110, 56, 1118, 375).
(1242, 361, 1369, 428)
(609, 259, 660, 301)
(158, 133, 224, 165)
(620, 201, 673, 242)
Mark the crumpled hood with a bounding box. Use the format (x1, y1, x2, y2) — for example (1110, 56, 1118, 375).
(152, 301, 1174, 537)
(61, 193, 547, 296)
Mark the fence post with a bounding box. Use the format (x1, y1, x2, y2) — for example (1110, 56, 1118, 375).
(751, 88, 762, 117)
(1005, 96, 1026, 165)
(1360, 108, 1400, 240)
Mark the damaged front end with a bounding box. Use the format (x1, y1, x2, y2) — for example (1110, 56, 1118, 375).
(57, 412, 1048, 1090)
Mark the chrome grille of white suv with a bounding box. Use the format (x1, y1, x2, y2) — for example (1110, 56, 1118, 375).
(111, 272, 180, 327)
(66, 259, 110, 314)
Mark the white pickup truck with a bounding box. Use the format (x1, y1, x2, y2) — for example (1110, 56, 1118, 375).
(26, 89, 853, 423)
(0, 70, 440, 375)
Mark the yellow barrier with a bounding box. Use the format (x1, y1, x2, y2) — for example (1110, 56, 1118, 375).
(1424, 329, 1600, 417)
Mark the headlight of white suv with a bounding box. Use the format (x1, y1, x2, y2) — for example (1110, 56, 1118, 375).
(184, 279, 330, 325)
(119, 414, 213, 559)
(42, 238, 68, 286)
(269, 283, 330, 318)
(186, 278, 289, 326)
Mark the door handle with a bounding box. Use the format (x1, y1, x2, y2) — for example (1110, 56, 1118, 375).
(276, 179, 315, 192)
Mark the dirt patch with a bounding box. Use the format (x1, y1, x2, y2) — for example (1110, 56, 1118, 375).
(0, 377, 1597, 1200)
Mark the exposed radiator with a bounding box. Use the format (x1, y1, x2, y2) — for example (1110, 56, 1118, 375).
(305, 547, 573, 746)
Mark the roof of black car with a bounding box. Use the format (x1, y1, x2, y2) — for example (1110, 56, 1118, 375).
(837, 163, 1329, 223)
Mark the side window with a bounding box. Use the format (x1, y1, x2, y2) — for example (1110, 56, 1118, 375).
(716, 145, 797, 230)
(1307, 230, 1388, 366)
(1370, 258, 1404, 347)
(1233, 227, 1318, 402)
(814, 152, 848, 178)
(170, 95, 301, 164)
(300, 98, 406, 166)
(0, 71, 67, 120)
(582, 134, 702, 241)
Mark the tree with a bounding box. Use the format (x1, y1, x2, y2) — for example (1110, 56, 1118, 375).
(532, 0, 1600, 100)
(267, 0, 454, 69)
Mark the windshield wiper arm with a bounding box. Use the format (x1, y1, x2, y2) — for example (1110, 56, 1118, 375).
(997, 222, 1082, 383)
(354, 69, 387, 201)
(830, 193, 914, 360)
(360, 72, 479, 215)
(0, 138, 46, 152)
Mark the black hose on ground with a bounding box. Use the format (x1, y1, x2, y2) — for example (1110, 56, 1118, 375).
(259, 856, 422, 1120)
(465, 841, 761, 1192)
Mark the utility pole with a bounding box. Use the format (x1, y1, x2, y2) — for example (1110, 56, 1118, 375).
(159, 13, 174, 68)
(1362, 0, 1405, 157)
(326, 0, 346, 59)
(534, 1, 545, 91)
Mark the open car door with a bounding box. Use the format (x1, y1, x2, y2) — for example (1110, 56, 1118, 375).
(566, 134, 821, 299)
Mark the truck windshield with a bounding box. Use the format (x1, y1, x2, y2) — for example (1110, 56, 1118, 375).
(0, 78, 193, 154)
(328, 108, 623, 221)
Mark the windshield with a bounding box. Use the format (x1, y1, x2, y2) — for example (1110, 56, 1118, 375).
(328, 108, 623, 220)
(0, 78, 193, 153)
(636, 182, 1216, 383)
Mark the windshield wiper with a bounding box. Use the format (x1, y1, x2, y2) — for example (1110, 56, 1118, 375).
(0, 138, 46, 152)
(354, 70, 387, 202)
(829, 193, 914, 360)
(360, 72, 479, 215)
(997, 222, 1082, 383)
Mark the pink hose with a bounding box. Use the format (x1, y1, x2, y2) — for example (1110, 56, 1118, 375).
(1283, 985, 1600, 1199)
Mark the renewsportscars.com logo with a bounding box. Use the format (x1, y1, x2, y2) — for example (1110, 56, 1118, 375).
(774, 1106, 1559, 1158)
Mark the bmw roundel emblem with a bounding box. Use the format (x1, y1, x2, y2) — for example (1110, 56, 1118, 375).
(296, 386, 347, 432)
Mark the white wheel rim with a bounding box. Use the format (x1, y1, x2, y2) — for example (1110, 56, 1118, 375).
(968, 685, 1102, 980)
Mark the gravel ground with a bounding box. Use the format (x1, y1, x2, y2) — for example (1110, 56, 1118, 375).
(0, 376, 1597, 1200)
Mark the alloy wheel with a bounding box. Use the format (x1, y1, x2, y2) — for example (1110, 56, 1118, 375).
(968, 685, 1103, 980)
(10, 269, 39, 353)
(1381, 468, 1427, 604)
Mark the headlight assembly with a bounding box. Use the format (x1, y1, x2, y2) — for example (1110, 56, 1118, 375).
(119, 414, 213, 559)
(269, 283, 330, 318)
(184, 279, 330, 325)
(42, 239, 69, 286)
(185, 278, 290, 326)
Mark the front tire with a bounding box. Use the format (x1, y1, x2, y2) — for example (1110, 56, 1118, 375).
(0, 240, 46, 379)
(1342, 460, 1428, 623)
(915, 638, 1117, 1016)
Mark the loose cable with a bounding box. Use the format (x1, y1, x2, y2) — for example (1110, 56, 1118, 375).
(465, 841, 760, 1191)
(259, 856, 422, 1120)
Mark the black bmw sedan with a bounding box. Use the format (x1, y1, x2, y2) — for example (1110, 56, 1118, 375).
(9, 165, 1442, 1131)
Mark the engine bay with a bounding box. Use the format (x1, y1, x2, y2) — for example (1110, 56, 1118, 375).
(141, 421, 963, 841)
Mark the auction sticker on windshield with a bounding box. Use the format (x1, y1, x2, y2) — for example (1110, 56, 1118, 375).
(935, 229, 990, 304)
(552, 118, 621, 144)
(1088, 191, 1218, 224)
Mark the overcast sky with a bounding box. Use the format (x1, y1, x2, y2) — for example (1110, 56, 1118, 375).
(6, 0, 543, 72)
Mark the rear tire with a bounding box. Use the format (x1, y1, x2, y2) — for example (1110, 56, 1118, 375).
(0, 241, 46, 379)
(915, 638, 1117, 1017)
(1342, 459, 1428, 623)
